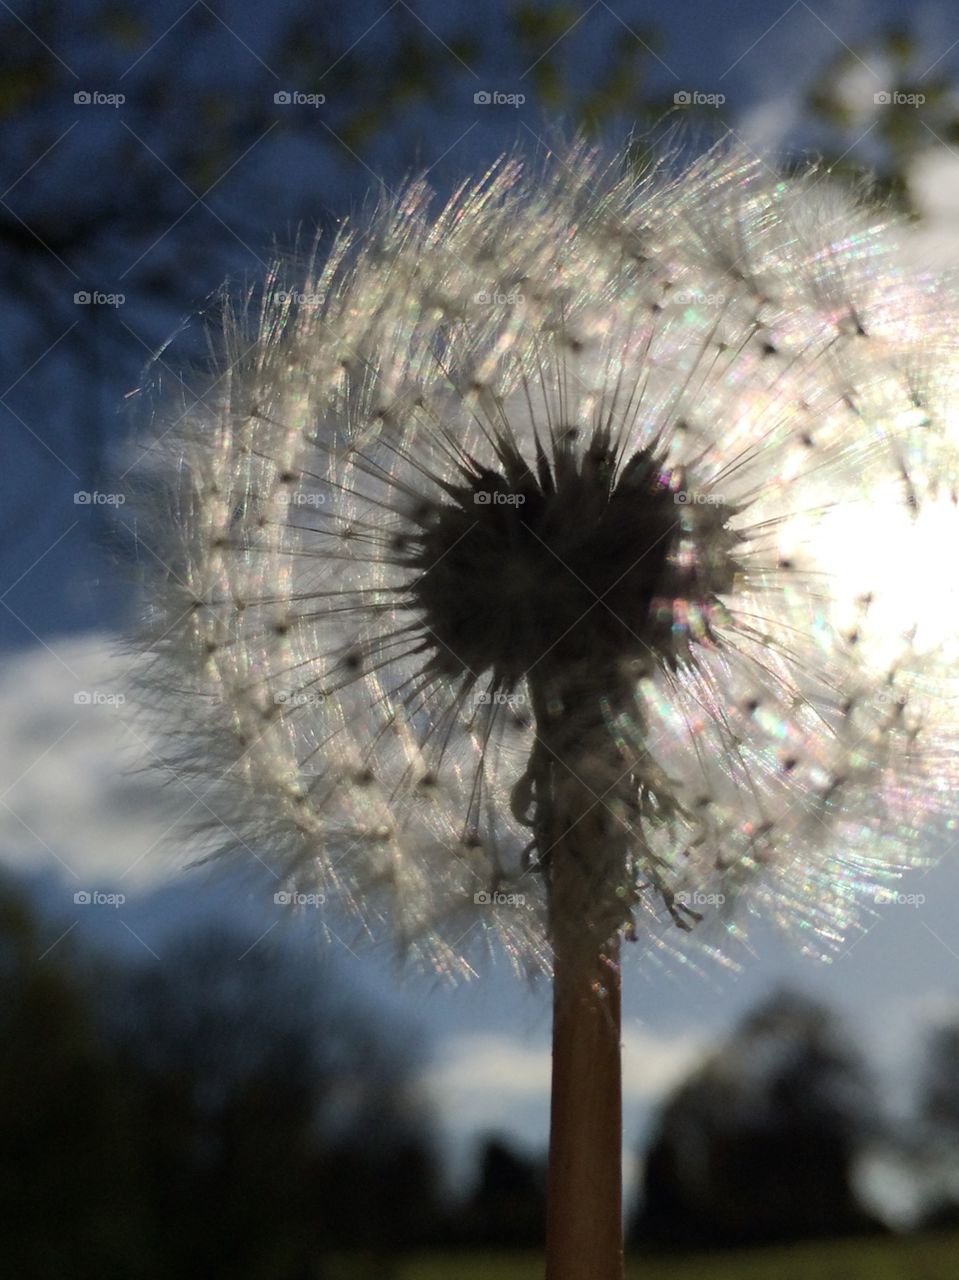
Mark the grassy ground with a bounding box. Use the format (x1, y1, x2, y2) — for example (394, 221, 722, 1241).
(391, 1231, 959, 1279)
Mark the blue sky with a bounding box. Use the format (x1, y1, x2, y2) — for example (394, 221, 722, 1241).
(4, 0, 959, 1214)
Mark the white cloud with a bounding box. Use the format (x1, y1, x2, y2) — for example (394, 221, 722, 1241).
(623, 1025, 708, 1097)
(906, 146, 959, 267)
(738, 95, 805, 152)
(425, 1033, 547, 1102)
(424, 1024, 705, 1129)
(0, 633, 194, 886)
(422, 1024, 706, 1198)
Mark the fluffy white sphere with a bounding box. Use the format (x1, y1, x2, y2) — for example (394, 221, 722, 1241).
(134, 142, 959, 978)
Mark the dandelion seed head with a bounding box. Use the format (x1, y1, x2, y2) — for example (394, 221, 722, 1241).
(135, 142, 959, 979)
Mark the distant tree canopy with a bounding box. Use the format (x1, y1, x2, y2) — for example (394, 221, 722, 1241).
(923, 1020, 959, 1137)
(0, 3, 934, 532)
(0, 880, 440, 1279)
(632, 991, 884, 1251)
(446, 1137, 547, 1250)
(0, 883, 149, 1279)
(917, 1017, 959, 1229)
(804, 25, 959, 210)
(9, 874, 959, 1268)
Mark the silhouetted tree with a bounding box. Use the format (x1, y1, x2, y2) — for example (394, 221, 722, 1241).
(450, 1137, 547, 1249)
(924, 1020, 959, 1133)
(632, 991, 883, 1250)
(0, 883, 442, 1278)
(805, 24, 959, 209)
(0, 879, 151, 1279)
(916, 1016, 959, 1228)
(102, 928, 441, 1277)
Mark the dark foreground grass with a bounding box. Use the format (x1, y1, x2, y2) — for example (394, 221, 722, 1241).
(388, 1230, 959, 1279)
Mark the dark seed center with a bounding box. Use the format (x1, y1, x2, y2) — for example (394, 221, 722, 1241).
(404, 440, 711, 684)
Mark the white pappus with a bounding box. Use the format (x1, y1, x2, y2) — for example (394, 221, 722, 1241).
(132, 141, 959, 980)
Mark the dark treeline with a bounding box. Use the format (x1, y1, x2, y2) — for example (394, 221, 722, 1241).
(0, 880, 443, 1279)
(632, 992, 884, 1251)
(4, 878, 959, 1276)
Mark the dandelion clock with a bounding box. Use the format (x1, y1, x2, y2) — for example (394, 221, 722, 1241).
(134, 142, 959, 1279)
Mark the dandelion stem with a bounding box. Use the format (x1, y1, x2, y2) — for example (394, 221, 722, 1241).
(546, 891, 623, 1280)
(530, 667, 629, 1279)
